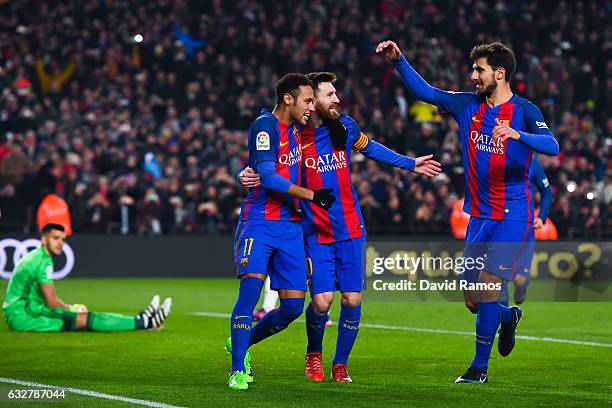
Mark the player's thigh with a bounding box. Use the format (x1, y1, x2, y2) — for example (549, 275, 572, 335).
(235, 221, 274, 276)
(269, 222, 308, 291)
(334, 237, 367, 293)
(305, 240, 336, 296)
(485, 219, 534, 282)
(460, 217, 489, 285)
(6, 310, 73, 332)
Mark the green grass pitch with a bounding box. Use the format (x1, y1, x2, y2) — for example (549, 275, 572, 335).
(1, 278, 611, 407)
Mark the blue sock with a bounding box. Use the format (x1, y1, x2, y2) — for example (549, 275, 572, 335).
(471, 301, 500, 371)
(230, 277, 264, 372)
(333, 304, 361, 365)
(499, 303, 512, 324)
(499, 281, 509, 307)
(306, 303, 328, 353)
(249, 297, 304, 347)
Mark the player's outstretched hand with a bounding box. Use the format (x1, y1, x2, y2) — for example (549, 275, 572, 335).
(311, 188, 336, 210)
(375, 40, 401, 61)
(238, 167, 260, 188)
(323, 118, 348, 149)
(413, 154, 442, 178)
(493, 118, 520, 142)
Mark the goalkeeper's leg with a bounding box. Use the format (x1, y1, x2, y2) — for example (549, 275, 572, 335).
(75, 298, 172, 331)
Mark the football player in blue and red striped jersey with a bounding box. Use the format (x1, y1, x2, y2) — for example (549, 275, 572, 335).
(378, 40, 559, 383)
(227, 73, 336, 390)
(240, 71, 441, 383)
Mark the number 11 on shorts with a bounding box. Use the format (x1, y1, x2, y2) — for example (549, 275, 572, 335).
(243, 238, 254, 257)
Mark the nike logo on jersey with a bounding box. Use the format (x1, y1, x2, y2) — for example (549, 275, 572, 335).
(280, 141, 289, 147)
(302, 142, 315, 149)
(499, 266, 510, 271)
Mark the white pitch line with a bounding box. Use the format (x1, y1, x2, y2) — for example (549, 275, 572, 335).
(0, 377, 185, 408)
(190, 311, 612, 348)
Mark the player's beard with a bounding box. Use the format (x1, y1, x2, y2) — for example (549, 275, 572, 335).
(317, 103, 339, 120)
(476, 80, 497, 98)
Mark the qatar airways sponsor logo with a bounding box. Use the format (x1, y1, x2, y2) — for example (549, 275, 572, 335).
(278, 145, 302, 166)
(305, 151, 347, 173)
(470, 131, 504, 155)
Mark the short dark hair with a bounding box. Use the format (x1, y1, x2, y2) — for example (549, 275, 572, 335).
(305, 72, 337, 94)
(470, 42, 516, 82)
(41, 223, 65, 235)
(276, 73, 313, 105)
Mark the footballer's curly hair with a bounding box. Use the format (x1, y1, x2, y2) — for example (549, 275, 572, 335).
(470, 42, 516, 82)
(305, 72, 337, 95)
(276, 73, 313, 105)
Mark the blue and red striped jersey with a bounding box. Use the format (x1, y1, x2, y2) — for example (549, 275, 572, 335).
(299, 115, 367, 244)
(434, 92, 553, 222)
(240, 109, 302, 222)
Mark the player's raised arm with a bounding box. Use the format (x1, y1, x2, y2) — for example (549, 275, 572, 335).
(376, 40, 436, 104)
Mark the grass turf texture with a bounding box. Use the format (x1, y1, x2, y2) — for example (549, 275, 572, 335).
(1, 278, 611, 408)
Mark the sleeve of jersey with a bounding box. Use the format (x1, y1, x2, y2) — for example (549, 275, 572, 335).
(531, 160, 552, 222)
(250, 118, 279, 165)
(392, 54, 474, 118)
(37, 262, 54, 285)
(355, 133, 415, 171)
(392, 55, 436, 103)
(518, 103, 559, 156)
(256, 161, 292, 193)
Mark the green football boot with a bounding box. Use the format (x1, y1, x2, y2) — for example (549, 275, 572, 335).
(225, 337, 253, 383)
(228, 371, 249, 390)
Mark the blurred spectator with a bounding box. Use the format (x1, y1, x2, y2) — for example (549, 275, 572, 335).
(0, 0, 609, 238)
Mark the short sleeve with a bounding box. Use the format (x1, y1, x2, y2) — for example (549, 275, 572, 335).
(250, 117, 279, 165)
(36, 261, 54, 284)
(433, 89, 477, 119)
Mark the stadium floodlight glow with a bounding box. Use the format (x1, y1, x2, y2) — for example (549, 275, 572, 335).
(586, 192, 595, 200)
(567, 181, 577, 193)
(134, 34, 143, 43)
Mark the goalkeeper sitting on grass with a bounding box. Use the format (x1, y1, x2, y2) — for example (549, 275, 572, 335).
(2, 223, 171, 332)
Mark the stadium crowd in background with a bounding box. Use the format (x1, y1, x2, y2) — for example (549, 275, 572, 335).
(0, 0, 609, 237)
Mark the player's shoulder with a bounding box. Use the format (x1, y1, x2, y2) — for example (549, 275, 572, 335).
(512, 95, 540, 112)
(15, 248, 42, 272)
(23, 247, 44, 263)
(340, 114, 360, 131)
(250, 109, 278, 132)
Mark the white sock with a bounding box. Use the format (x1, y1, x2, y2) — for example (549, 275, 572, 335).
(262, 276, 279, 312)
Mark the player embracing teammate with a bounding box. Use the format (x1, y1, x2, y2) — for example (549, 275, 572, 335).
(377, 40, 559, 383)
(235, 72, 440, 387)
